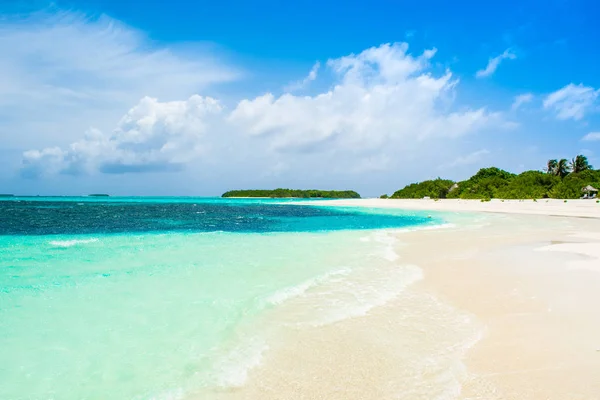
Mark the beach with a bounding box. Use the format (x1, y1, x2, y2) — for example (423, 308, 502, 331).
(206, 199, 600, 399)
(2, 198, 600, 399)
(314, 197, 600, 219)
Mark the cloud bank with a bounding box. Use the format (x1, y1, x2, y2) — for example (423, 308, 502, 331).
(22, 42, 503, 178)
(23, 96, 223, 176)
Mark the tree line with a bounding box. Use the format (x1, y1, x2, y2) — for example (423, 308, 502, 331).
(387, 154, 599, 200)
(222, 189, 361, 199)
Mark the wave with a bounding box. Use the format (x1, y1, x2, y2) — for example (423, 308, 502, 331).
(48, 238, 99, 247)
(264, 268, 352, 306)
(263, 231, 425, 326)
(310, 263, 424, 326)
(212, 338, 269, 388)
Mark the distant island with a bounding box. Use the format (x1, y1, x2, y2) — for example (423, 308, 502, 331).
(0, 194, 14, 197)
(88, 194, 110, 197)
(222, 189, 361, 199)
(384, 155, 600, 200)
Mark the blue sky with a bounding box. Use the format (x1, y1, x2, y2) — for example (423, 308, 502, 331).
(1, 0, 599, 196)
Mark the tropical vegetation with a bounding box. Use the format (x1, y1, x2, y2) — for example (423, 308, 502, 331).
(222, 189, 361, 198)
(391, 155, 598, 200)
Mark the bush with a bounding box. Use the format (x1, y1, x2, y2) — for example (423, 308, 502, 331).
(391, 178, 455, 199)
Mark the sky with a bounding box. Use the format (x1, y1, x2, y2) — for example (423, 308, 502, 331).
(1, 0, 599, 196)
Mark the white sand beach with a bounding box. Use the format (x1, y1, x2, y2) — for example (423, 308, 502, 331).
(312, 197, 600, 219)
(205, 199, 600, 400)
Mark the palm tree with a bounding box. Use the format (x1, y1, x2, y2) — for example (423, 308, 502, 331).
(570, 155, 593, 173)
(546, 159, 558, 175)
(556, 158, 571, 178)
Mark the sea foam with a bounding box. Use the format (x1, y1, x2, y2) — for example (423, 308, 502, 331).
(212, 338, 270, 388)
(264, 268, 351, 306)
(48, 238, 99, 247)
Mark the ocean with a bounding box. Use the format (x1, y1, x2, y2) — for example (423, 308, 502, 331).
(0, 197, 447, 399)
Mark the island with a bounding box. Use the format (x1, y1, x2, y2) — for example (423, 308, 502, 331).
(385, 155, 600, 200)
(88, 194, 110, 197)
(222, 189, 361, 199)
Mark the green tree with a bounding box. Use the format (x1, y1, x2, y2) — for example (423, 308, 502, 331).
(546, 159, 558, 175)
(570, 155, 593, 173)
(555, 159, 570, 178)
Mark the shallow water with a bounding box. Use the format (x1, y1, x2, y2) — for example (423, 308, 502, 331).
(0, 198, 442, 399)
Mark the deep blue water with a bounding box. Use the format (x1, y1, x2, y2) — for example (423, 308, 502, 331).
(0, 197, 437, 235)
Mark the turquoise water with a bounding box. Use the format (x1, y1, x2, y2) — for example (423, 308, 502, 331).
(0, 198, 442, 399)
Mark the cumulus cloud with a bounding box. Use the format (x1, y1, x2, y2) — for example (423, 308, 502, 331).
(441, 149, 491, 168)
(511, 93, 534, 110)
(582, 132, 600, 141)
(231, 43, 497, 153)
(284, 62, 321, 92)
(23, 42, 505, 178)
(543, 83, 599, 120)
(476, 49, 516, 78)
(22, 96, 223, 176)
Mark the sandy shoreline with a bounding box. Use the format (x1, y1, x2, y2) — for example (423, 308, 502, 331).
(200, 202, 600, 399)
(304, 198, 600, 219)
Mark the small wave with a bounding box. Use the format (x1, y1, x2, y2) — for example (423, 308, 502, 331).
(388, 222, 456, 234)
(213, 338, 269, 388)
(311, 264, 424, 326)
(264, 268, 351, 306)
(49, 238, 99, 247)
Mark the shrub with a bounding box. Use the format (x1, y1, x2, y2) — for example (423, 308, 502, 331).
(391, 178, 455, 199)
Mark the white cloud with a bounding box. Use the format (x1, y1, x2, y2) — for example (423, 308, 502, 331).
(22, 95, 223, 176)
(543, 83, 599, 120)
(582, 132, 600, 141)
(476, 49, 516, 78)
(23, 42, 505, 179)
(441, 149, 490, 168)
(284, 61, 320, 92)
(511, 93, 533, 110)
(0, 11, 238, 149)
(231, 43, 498, 154)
